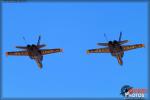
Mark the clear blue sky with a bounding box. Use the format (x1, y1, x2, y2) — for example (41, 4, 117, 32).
(2, 2, 148, 98)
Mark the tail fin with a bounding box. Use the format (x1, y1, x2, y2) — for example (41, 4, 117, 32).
(104, 33, 108, 42)
(22, 36, 27, 45)
(36, 35, 46, 48)
(37, 35, 41, 46)
(118, 32, 129, 44)
(119, 32, 122, 42)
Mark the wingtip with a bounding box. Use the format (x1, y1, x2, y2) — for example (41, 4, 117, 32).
(6, 52, 8, 56)
(87, 50, 90, 54)
(141, 44, 145, 48)
(60, 48, 63, 52)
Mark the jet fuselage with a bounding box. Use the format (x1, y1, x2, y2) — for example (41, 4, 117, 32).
(26, 44, 43, 61)
(108, 40, 124, 65)
(25, 44, 43, 67)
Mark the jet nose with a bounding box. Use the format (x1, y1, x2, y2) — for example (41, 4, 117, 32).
(37, 61, 43, 69)
(119, 62, 123, 66)
(38, 65, 42, 69)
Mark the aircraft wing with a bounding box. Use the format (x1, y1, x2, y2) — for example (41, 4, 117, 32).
(87, 48, 110, 54)
(122, 44, 144, 51)
(40, 48, 63, 55)
(6, 51, 30, 56)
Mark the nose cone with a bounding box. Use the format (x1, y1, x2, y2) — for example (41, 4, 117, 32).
(37, 62, 43, 69)
(116, 55, 123, 66)
(119, 61, 123, 66)
(35, 59, 43, 69)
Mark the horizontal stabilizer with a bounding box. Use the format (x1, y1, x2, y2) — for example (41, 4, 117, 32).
(37, 44, 46, 48)
(97, 43, 108, 46)
(16, 46, 27, 49)
(119, 40, 128, 44)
